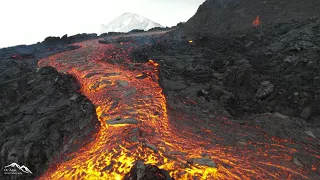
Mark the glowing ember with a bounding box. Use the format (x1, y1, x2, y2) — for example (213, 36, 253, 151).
(11, 54, 34, 60)
(189, 40, 193, 43)
(252, 15, 261, 27)
(37, 32, 318, 179)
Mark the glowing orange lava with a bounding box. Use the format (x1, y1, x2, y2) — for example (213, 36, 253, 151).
(38, 32, 318, 179)
(252, 15, 261, 27)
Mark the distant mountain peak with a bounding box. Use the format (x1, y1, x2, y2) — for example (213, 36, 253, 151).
(122, 12, 139, 16)
(100, 12, 163, 33)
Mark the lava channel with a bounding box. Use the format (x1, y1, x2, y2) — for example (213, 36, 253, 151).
(38, 32, 318, 180)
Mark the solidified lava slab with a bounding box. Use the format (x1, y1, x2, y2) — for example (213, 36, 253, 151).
(0, 65, 99, 179)
(37, 32, 319, 179)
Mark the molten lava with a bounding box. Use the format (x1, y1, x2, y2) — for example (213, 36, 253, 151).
(252, 15, 261, 27)
(38, 32, 319, 179)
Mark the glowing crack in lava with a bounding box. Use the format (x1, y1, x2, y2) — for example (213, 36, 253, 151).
(38, 32, 318, 179)
(252, 15, 261, 27)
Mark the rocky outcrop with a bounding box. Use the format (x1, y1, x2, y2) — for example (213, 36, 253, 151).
(124, 161, 173, 180)
(0, 64, 99, 179)
(43, 33, 98, 45)
(256, 81, 274, 99)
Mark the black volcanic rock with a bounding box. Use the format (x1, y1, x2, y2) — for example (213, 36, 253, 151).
(65, 33, 97, 43)
(43, 36, 61, 44)
(129, 29, 145, 33)
(0, 65, 99, 179)
(124, 161, 173, 180)
(186, 0, 320, 34)
(135, 18, 320, 124)
(42, 33, 98, 45)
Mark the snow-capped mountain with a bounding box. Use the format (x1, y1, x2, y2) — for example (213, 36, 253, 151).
(100, 12, 163, 33)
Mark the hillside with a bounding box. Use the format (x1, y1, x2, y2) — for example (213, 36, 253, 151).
(185, 0, 320, 34)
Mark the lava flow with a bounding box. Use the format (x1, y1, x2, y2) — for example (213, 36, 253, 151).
(38, 32, 318, 179)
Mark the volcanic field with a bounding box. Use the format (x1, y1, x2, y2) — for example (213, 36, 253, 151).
(1, 0, 320, 179)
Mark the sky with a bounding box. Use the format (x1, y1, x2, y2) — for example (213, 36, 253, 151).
(0, 0, 205, 48)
